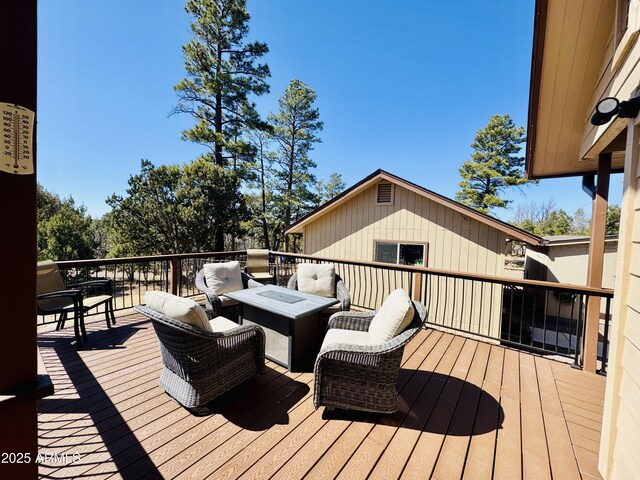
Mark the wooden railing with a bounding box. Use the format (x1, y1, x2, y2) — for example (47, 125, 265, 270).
(45, 250, 614, 374)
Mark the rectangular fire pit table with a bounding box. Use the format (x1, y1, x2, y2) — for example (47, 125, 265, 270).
(224, 285, 339, 372)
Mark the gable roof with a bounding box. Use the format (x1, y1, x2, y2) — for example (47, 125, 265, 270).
(286, 169, 544, 245)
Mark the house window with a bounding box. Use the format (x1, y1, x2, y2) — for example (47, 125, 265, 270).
(376, 182, 394, 205)
(375, 241, 426, 266)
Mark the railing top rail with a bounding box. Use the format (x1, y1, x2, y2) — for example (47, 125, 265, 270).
(271, 251, 615, 298)
(56, 251, 247, 269)
(51, 249, 613, 298)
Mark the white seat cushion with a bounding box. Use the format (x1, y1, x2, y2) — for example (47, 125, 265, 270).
(208, 316, 239, 332)
(203, 261, 244, 295)
(368, 289, 414, 344)
(297, 264, 335, 298)
(321, 328, 371, 350)
(145, 291, 211, 332)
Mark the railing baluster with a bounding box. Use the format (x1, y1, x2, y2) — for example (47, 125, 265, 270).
(574, 294, 585, 368)
(600, 296, 611, 375)
(43, 250, 613, 372)
(554, 290, 562, 353)
(508, 285, 514, 342)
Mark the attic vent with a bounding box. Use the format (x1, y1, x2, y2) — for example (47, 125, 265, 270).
(376, 182, 394, 205)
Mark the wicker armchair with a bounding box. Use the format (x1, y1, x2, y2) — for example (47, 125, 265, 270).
(313, 301, 427, 414)
(287, 272, 351, 312)
(134, 304, 265, 408)
(195, 266, 261, 317)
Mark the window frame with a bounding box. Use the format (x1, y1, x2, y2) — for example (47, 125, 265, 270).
(373, 240, 428, 267)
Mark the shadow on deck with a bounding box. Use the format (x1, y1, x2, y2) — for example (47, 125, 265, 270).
(37, 311, 605, 479)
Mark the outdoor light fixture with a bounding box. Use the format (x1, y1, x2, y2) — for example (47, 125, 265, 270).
(591, 95, 640, 125)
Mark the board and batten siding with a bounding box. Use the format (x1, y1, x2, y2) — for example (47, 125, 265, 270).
(600, 118, 640, 479)
(526, 240, 617, 323)
(301, 181, 506, 339)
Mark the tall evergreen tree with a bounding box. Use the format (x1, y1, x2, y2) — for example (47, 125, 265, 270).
(455, 114, 533, 215)
(269, 79, 323, 251)
(246, 127, 276, 249)
(316, 172, 346, 205)
(173, 0, 269, 249)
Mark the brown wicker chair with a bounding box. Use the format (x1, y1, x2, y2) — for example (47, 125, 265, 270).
(313, 301, 427, 414)
(37, 260, 115, 348)
(134, 304, 265, 408)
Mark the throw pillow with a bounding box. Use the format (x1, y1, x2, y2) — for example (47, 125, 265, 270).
(145, 291, 212, 332)
(368, 288, 414, 344)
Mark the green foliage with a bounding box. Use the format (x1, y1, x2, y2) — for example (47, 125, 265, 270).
(572, 207, 590, 235)
(37, 184, 96, 261)
(513, 200, 622, 238)
(106, 158, 249, 255)
(316, 172, 346, 205)
(268, 79, 323, 251)
(513, 200, 573, 237)
(244, 127, 278, 249)
(606, 204, 621, 235)
(174, 0, 270, 168)
(537, 210, 573, 236)
(456, 114, 533, 214)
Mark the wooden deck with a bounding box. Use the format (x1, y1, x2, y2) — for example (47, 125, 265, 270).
(37, 312, 606, 479)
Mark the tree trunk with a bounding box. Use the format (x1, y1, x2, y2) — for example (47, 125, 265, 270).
(214, 225, 224, 251)
(260, 146, 270, 250)
(213, 48, 225, 246)
(284, 146, 295, 252)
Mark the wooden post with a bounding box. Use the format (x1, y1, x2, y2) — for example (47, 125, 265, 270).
(412, 271, 423, 302)
(583, 153, 611, 372)
(169, 257, 180, 296)
(0, 1, 39, 477)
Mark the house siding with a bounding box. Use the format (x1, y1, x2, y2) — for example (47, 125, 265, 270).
(303, 182, 506, 274)
(600, 118, 640, 479)
(525, 240, 617, 323)
(302, 181, 506, 339)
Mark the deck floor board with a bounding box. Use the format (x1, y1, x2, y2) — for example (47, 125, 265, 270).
(37, 312, 605, 479)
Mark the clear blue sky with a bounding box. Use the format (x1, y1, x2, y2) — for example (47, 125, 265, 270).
(37, 0, 623, 221)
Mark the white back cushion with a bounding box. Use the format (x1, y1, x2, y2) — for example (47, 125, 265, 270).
(297, 263, 335, 297)
(145, 291, 211, 332)
(368, 289, 414, 344)
(203, 261, 244, 295)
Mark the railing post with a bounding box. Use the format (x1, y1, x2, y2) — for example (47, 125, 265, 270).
(412, 271, 423, 302)
(583, 153, 611, 372)
(169, 257, 179, 296)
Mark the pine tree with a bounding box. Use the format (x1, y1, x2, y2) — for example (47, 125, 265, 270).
(269, 79, 323, 251)
(455, 114, 533, 215)
(316, 173, 346, 205)
(173, 0, 269, 250)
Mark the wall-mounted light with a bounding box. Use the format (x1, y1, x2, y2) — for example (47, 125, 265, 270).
(591, 96, 640, 125)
